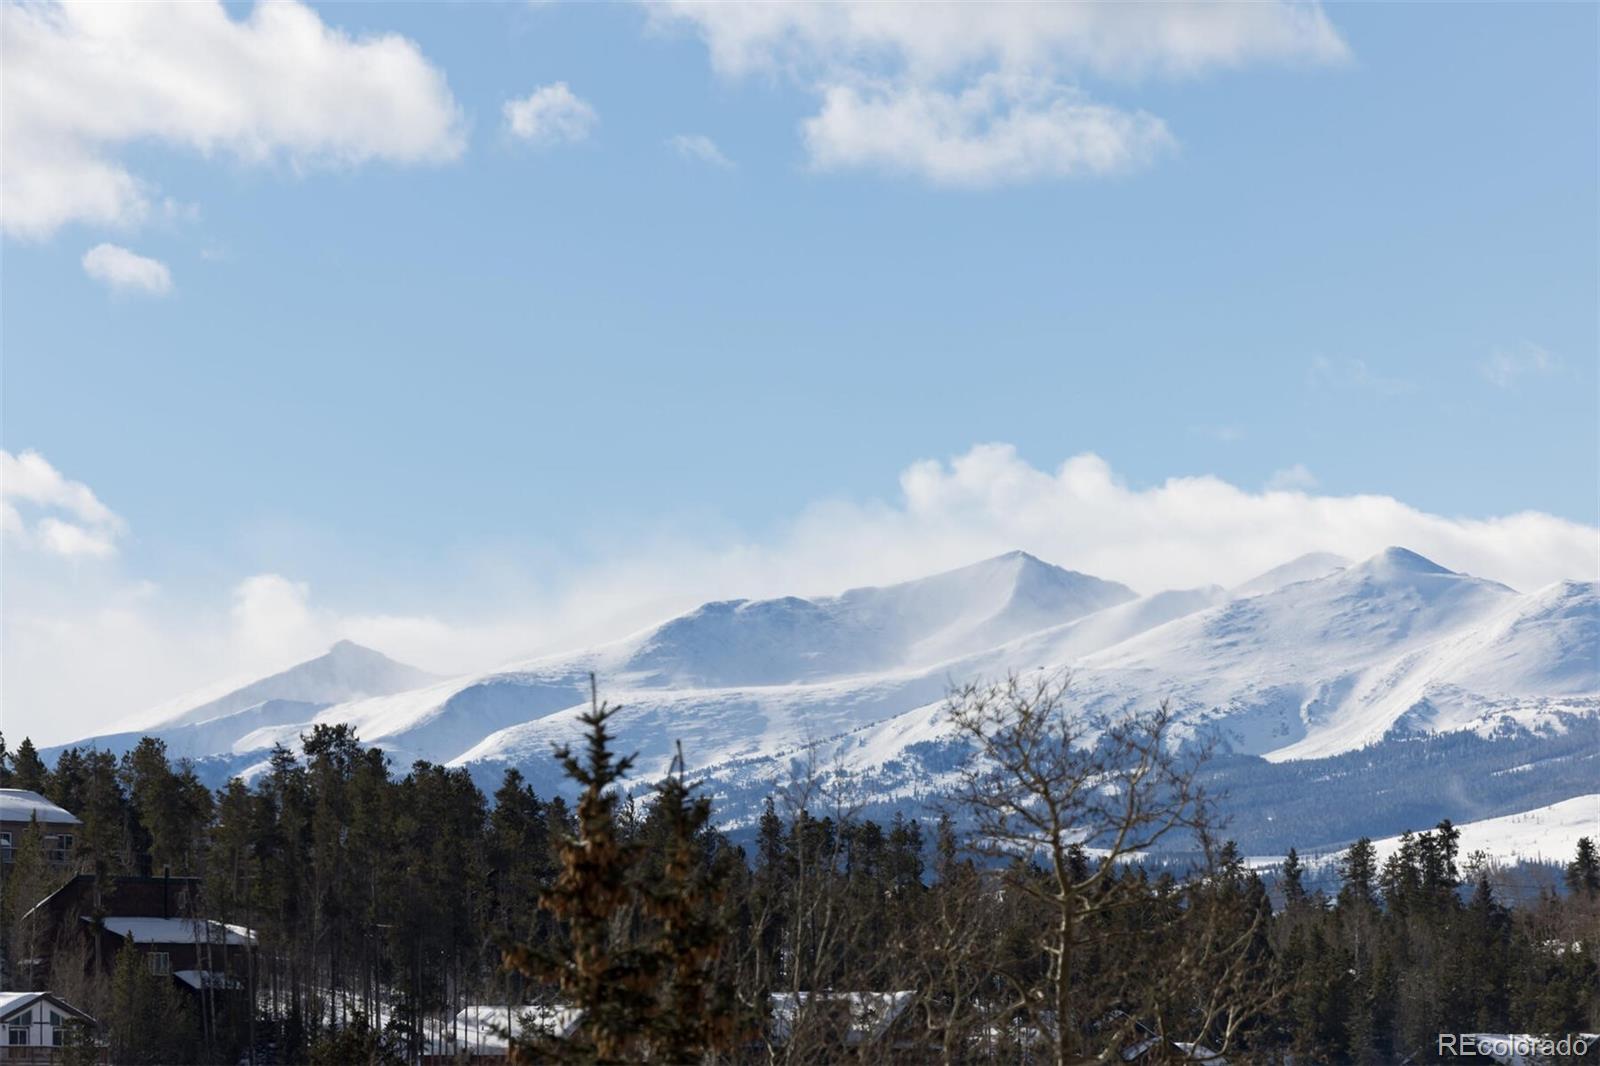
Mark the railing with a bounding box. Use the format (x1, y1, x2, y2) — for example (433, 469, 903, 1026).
(0, 1037, 108, 1064)
(0, 1048, 107, 1065)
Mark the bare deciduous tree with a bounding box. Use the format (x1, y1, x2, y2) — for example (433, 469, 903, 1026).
(946, 671, 1212, 1065)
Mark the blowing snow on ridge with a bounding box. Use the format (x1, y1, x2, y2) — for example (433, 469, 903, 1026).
(48, 546, 1599, 853)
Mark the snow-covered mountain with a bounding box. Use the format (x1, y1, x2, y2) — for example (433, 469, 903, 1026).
(47, 549, 1599, 848)
(41, 641, 440, 764)
(1283, 793, 1600, 872)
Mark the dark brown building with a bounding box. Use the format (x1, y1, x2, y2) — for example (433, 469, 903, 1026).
(23, 874, 253, 994)
(0, 791, 79, 870)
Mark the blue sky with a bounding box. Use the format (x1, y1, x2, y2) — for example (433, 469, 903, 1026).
(3, 1, 1597, 741)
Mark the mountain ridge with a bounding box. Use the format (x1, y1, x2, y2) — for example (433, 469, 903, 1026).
(44, 547, 1597, 843)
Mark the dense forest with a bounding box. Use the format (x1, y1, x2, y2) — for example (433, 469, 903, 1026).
(1, 675, 1596, 1065)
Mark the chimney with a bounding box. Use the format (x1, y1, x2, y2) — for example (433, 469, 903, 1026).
(162, 865, 171, 919)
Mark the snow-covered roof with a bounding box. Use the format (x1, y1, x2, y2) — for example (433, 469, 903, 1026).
(424, 1003, 582, 1055)
(86, 916, 256, 947)
(0, 993, 42, 1019)
(173, 970, 244, 991)
(0, 991, 93, 1024)
(768, 991, 915, 1046)
(0, 789, 81, 826)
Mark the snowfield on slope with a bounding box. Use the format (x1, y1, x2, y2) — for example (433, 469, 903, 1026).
(47, 549, 1600, 830)
(1289, 794, 1600, 871)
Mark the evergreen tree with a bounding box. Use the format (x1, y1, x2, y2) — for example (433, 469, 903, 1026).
(307, 1010, 406, 1065)
(1339, 838, 1378, 902)
(639, 749, 746, 1060)
(12, 737, 48, 792)
(1281, 847, 1306, 905)
(6, 686, 1593, 1065)
(1, 815, 57, 988)
(122, 738, 214, 875)
(108, 939, 196, 1064)
(1565, 836, 1600, 898)
(504, 677, 656, 1063)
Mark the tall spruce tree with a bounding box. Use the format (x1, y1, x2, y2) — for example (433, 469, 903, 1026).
(1565, 836, 1600, 898)
(1282, 847, 1307, 905)
(639, 746, 746, 1060)
(12, 737, 48, 793)
(108, 939, 195, 1063)
(504, 677, 657, 1063)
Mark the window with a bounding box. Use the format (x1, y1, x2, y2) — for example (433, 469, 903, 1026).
(47, 834, 72, 863)
(147, 952, 171, 976)
(50, 1012, 64, 1047)
(7, 1010, 29, 1046)
(1, 831, 11, 863)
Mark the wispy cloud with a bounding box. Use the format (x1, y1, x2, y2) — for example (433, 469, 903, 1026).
(1266, 463, 1318, 492)
(82, 243, 172, 295)
(1481, 342, 1558, 389)
(651, 1, 1348, 187)
(669, 133, 734, 168)
(1309, 355, 1413, 397)
(1192, 424, 1245, 443)
(802, 75, 1173, 185)
(503, 82, 597, 146)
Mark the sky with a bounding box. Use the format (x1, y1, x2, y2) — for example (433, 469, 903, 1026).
(2, 1, 1597, 744)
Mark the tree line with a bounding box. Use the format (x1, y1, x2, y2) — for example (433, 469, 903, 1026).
(1, 674, 1597, 1065)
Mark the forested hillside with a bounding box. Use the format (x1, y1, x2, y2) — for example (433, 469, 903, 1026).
(0, 678, 1596, 1065)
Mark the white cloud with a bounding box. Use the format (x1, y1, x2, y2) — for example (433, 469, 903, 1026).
(653, 2, 1348, 82)
(81, 243, 173, 295)
(231, 574, 315, 658)
(0, 0, 465, 239)
(803, 75, 1172, 185)
(1266, 463, 1319, 492)
(2, 450, 120, 527)
(1, 449, 125, 558)
(669, 133, 734, 168)
(651, 1, 1347, 185)
(35, 517, 119, 559)
(1481, 342, 1558, 389)
(5, 443, 1595, 743)
(503, 83, 597, 145)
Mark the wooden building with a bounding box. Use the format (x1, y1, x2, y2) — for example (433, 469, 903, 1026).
(0, 791, 80, 870)
(23, 874, 254, 997)
(0, 992, 99, 1064)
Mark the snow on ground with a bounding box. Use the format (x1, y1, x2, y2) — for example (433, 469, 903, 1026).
(47, 549, 1600, 836)
(1374, 794, 1600, 867)
(1255, 795, 1600, 874)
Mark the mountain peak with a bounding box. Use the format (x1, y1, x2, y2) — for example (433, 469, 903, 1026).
(1232, 551, 1350, 598)
(130, 641, 439, 734)
(326, 638, 384, 659)
(1360, 546, 1454, 576)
